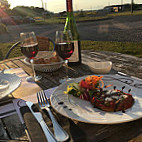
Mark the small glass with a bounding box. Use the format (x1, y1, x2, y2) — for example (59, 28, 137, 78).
(20, 32, 42, 82)
(55, 30, 74, 83)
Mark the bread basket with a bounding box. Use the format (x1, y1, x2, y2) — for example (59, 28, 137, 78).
(24, 51, 64, 72)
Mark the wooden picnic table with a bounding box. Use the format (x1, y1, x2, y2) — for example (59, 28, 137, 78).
(0, 50, 142, 142)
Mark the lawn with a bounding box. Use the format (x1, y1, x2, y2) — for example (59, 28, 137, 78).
(34, 10, 142, 24)
(1, 41, 142, 61)
(108, 10, 142, 17)
(0, 43, 21, 60)
(81, 41, 142, 58)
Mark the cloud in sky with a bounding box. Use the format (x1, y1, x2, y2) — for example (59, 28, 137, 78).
(8, 0, 142, 13)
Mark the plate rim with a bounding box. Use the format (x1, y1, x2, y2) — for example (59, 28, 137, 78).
(50, 74, 142, 124)
(0, 73, 21, 99)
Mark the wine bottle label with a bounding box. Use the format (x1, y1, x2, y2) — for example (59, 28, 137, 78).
(66, 0, 73, 12)
(69, 40, 79, 62)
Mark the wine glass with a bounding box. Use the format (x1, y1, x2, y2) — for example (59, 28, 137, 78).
(20, 32, 42, 82)
(55, 30, 74, 83)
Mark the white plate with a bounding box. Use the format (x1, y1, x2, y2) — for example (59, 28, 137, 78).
(0, 73, 21, 99)
(50, 74, 142, 124)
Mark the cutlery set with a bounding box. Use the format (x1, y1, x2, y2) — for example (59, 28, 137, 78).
(27, 90, 69, 142)
(26, 101, 58, 142)
(25, 91, 69, 142)
(0, 90, 69, 142)
(37, 90, 69, 142)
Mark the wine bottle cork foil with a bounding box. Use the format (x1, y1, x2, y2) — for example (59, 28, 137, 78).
(66, 0, 73, 12)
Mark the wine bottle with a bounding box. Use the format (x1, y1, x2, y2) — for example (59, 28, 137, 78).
(64, 0, 81, 65)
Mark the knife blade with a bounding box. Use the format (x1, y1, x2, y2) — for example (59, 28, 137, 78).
(26, 101, 57, 142)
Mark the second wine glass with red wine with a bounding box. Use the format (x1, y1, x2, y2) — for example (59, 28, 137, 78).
(55, 30, 74, 83)
(20, 32, 42, 82)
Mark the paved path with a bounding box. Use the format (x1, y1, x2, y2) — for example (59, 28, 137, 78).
(0, 15, 142, 43)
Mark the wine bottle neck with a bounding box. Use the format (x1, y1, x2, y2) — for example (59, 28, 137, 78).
(66, 0, 73, 12)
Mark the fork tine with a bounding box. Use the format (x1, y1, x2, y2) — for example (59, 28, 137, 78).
(42, 90, 49, 103)
(39, 91, 43, 105)
(37, 90, 49, 106)
(42, 92, 46, 104)
(39, 90, 47, 106)
(37, 92, 41, 106)
(37, 91, 44, 106)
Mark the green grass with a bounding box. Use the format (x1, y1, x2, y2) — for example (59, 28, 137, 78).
(1, 41, 142, 61)
(0, 43, 21, 60)
(75, 16, 109, 22)
(107, 10, 142, 17)
(34, 16, 110, 25)
(33, 10, 142, 24)
(0, 24, 8, 34)
(44, 17, 65, 24)
(81, 41, 142, 58)
(34, 17, 65, 25)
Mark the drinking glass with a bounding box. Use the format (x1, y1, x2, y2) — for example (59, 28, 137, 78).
(55, 30, 74, 83)
(20, 32, 42, 82)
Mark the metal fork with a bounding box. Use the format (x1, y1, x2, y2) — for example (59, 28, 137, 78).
(37, 90, 69, 142)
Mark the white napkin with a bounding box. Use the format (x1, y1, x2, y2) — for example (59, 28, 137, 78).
(5, 68, 42, 99)
(21, 87, 57, 104)
(4, 67, 57, 103)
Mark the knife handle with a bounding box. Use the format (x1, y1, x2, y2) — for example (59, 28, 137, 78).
(45, 107, 69, 142)
(40, 120, 57, 142)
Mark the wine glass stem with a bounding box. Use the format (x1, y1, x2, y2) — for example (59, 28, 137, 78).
(30, 59, 36, 79)
(65, 60, 69, 80)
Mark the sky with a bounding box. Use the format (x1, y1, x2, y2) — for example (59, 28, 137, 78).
(7, 0, 142, 13)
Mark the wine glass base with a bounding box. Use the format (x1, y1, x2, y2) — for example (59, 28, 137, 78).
(34, 75, 42, 82)
(26, 76, 42, 82)
(59, 78, 72, 84)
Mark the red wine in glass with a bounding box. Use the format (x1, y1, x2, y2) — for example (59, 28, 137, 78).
(55, 42, 74, 60)
(55, 30, 73, 83)
(21, 43, 38, 59)
(20, 32, 41, 82)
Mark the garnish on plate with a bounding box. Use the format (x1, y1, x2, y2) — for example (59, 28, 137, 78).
(65, 75, 135, 112)
(64, 75, 104, 101)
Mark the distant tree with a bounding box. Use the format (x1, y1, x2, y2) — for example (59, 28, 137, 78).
(33, 7, 45, 14)
(0, 0, 10, 10)
(0, 0, 11, 17)
(12, 6, 41, 17)
(11, 6, 53, 18)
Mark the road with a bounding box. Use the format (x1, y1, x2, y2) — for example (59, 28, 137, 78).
(0, 15, 142, 43)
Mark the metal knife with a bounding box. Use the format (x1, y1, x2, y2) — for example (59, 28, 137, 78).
(26, 101, 57, 142)
(117, 71, 142, 81)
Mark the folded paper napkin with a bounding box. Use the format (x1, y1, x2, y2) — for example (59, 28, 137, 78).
(4, 68, 42, 99)
(22, 86, 57, 103)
